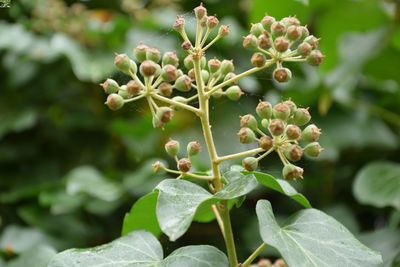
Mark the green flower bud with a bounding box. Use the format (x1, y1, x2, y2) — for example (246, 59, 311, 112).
(114, 53, 131, 73)
(304, 35, 319, 49)
(282, 99, 297, 114)
(187, 141, 202, 157)
(200, 16, 207, 27)
(306, 50, 324, 66)
(165, 139, 180, 156)
(208, 57, 221, 73)
(140, 60, 158, 77)
(286, 25, 302, 41)
(188, 69, 195, 80)
(178, 158, 191, 172)
(152, 115, 164, 128)
(173, 16, 185, 33)
(243, 34, 258, 50)
(303, 142, 323, 157)
(220, 59, 234, 75)
(146, 47, 161, 63)
(174, 75, 192, 92)
(302, 124, 321, 142)
(162, 51, 179, 67)
(159, 82, 173, 97)
(134, 42, 149, 62)
(299, 26, 309, 41)
(184, 55, 194, 69)
(271, 21, 286, 37)
(161, 64, 179, 82)
(251, 52, 266, 67)
(261, 118, 269, 129)
(237, 127, 256, 144)
(126, 80, 141, 95)
(194, 3, 207, 20)
(226, 85, 243, 101)
(281, 16, 300, 27)
(261, 14, 276, 32)
(171, 96, 187, 110)
(273, 258, 287, 267)
(240, 114, 258, 130)
(105, 93, 124, 111)
(207, 15, 219, 29)
(152, 161, 166, 173)
(100, 79, 120, 94)
(273, 103, 290, 121)
(282, 164, 303, 180)
(202, 69, 210, 83)
(284, 144, 303, 162)
(258, 135, 273, 150)
(211, 89, 224, 98)
(268, 118, 285, 136)
(297, 42, 312, 57)
(200, 56, 207, 69)
(293, 108, 311, 126)
(118, 87, 132, 99)
(250, 23, 265, 37)
(256, 101, 273, 119)
(274, 36, 289, 52)
(154, 64, 162, 77)
(258, 258, 272, 267)
(218, 25, 230, 37)
(273, 68, 292, 83)
(242, 157, 258, 171)
(156, 106, 174, 123)
(257, 33, 271, 49)
(285, 124, 301, 140)
(223, 72, 238, 85)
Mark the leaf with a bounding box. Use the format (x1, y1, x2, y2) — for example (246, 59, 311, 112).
(48, 230, 228, 267)
(353, 161, 400, 209)
(256, 199, 382, 267)
(122, 192, 162, 237)
(244, 171, 311, 208)
(5, 245, 56, 267)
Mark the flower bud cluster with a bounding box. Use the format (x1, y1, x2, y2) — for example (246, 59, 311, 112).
(238, 99, 323, 180)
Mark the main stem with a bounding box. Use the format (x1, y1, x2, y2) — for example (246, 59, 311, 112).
(193, 56, 238, 267)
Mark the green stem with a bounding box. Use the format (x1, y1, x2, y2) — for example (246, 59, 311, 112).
(203, 36, 221, 51)
(220, 200, 239, 267)
(151, 93, 200, 114)
(241, 243, 267, 267)
(216, 148, 265, 164)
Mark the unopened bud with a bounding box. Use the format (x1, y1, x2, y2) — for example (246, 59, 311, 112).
(258, 136, 273, 150)
(165, 139, 180, 156)
(274, 36, 289, 52)
(299, 26, 309, 41)
(202, 69, 210, 83)
(146, 47, 161, 63)
(304, 35, 319, 49)
(161, 64, 179, 82)
(187, 141, 202, 157)
(174, 75, 192, 92)
(273, 102, 290, 121)
(282, 99, 297, 114)
(285, 124, 301, 140)
(250, 23, 265, 37)
(134, 42, 149, 62)
(297, 42, 312, 57)
(251, 52, 266, 67)
(284, 144, 303, 162)
(208, 57, 221, 73)
(226, 85, 243, 101)
(223, 72, 238, 85)
(257, 33, 271, 49)
(273, 68, 292, 83)
(261, 14, 276, 31)
(306, 50, 324, 66)
(268, 118, 285, 136)
(162, 51, 179, 67)
(159, 82, 173, 97)
(256, 101, 273, 119)
(211, 89, 224, 98)
(207, 15, 219, 29)
(237, 127, 256, 144)
(293, 108, 311, 126)
(152, 161, 166, 173)
(302, 124, 321, 142)
(101, 79, 120, 94)
(184, 55, 194, 69)
(152, 115, 164, 129)
(140, 60, 158, 77)
(303, 142, 322, 157)
(194, 3, 207, 20)
(182, 41, 192, 51)
(126, 80, 141, 95)
(173, 16, 185, 32)
(282, 164, 303, 180)
(240, 114, 258, 130)
(273, 258, 287, 267)
(118, 87, 131, 99)
(243, 34, 258, 50)
(242, 157, 258, 171)
(114, 53, 132, 73)
(156, 106, 174, 123)
(105, 93, 124, 111)
(261, 118, 269, 129)
(282, 16, 300, 27)
(218, 25, 230, 37)
(271, 21, 286, 37)
(178, 158, 191, 172)
(258, 258, 272, 267)
(286, 25, 302, 41)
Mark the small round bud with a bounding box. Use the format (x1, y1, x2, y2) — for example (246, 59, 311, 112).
(251, 52, 266, 67)
(187, 141, 202, 157)
(257, 33, 271, 49)
(161, 64, 179, 82)
(223, 72, 238, 85)
(281, 16, 300, 27)
(140, 60, 158, 77)
(293, 108, 311, 126)
(240, 114, 258, 130)
(286, 25, 302, 41)
(184, 55, 194, 70)
(273, 103, 290, 121)
(261, 14, 276, 31)
(156, 106, 174, 123)
(152, 115, 164, 129)
(261, 118, 269, 129)
(118, 87, 132, 99)
(194, 3, 207, 20)
(271, 21, 286, 37)
(174, 75, 192, 92)
(114, 53, 131, 73)
(152, 161, 166, 173)
(105, 93, 124, 111)
(297, 42, 312, 57)
(171, 96, 187, 111)
(173, 16, 185, 32)
(258, 258, 272, 267)
(302, 124, 321, 142)
(226, 85, 243, 101)
(242, 157, 258, 171)
(304, 35, 319, 49)
(207, 15, 219, 29)
(202, 69, 210, 83)
(126, 80, 141, 95)
(178, 158, 191, 172)
(158, 82, 173, 97)
(181, 41, 192, 50)
(256, 101, 273, 119)
(274, 36, 289, 52)
(273, 68, 292, 83)
(284, 144, 303, 162)
(303, 142, 322, 157)
(258, 136, 273, 150)
(134, 42, 149, 62)
(285, 124, 301, 140)
(188, 69, 195, 79)
(146, 47, 161, 63)
(165, 139, 180, 156)
(250, 23, 265, 37)
(200, 16, 207, 27)
(101, 79, 120, 94)
(211, 89, 224, 98)
(218, 25, 230, 37)
(208, 57, 221, 73)
(282, 164, 303, 180)
(282, 99, 297, 114)
(299, 26, 309, 40)
(243, 34, 258, 50)
(162, 51, 179, 67)
(268, 119, 285, 136)
(220, 60, 234, 75)
(306, 50, 324, 66)
(237, 127, 256, 144)
(273, 258, 287, 267)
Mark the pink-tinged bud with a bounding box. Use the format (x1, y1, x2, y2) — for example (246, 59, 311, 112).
(187, 141, 202, 157)
(188, 69, 195, 79)
(285, 124, 301, 140)
(282, 16, 300, 27)
(126, 80, 141, 95)
(146, 47, 161, 63)
(242, 157, 258, 171)
(256, 101, 273, 119)
(140, 60, 158, 77)
(302, 124, 321, 142)
(303, 142, 323, 157)
(258, 136, 273, 150)
(165, 139, 180, 156)
(284, 144, 303, 162)
(271, 21, 286, 37)
(161, 64, 179, 82)
(218, 24, 230, 37)
(286, 25, 302, 41)
(243, 34, 258, 50)
(306, 50, 324, 66)
(273, 259, 287, 267)
(261, 14, 276, 31)
(258, 258, 272, 267)
(207, 15, 219, 29)
(105, 93, 124, 111)
(194, 3, 207, 20)
(282, 164, 303, 180)
(158, 82, 173, 97)
(184, 55, 194, 69)
(273, 102, 290, 121)
(208, 57, 221, 73)
(174, 75, 192, 92)
(251, 52, 266, 67)
(237, 127, 256, 144)
(152, 161, 166, 173)
(250, 23, 265, 37)
(178, 158, 192, 172)
(282, 99, 297, 114)
(257, 33, 271, 49)
(299, 26, 309, 40)
(114, 53, 131, 73)
(156, 106, 174, 123)
(304, 35, 319, 49)
(134, 42, 149, 62)
(240, 114, 258, 130)
(223, 72, 238, 85)
(220, 59, 234, 75)
(118, 86, 131, 99)
(162, 51, 179, 67)
(152, 116, 164, 129)
(226, 85, 243, 101)
(297, 42, 312, 57)
(274, 36, 289, 52)
(200, 16, 207, 27)
(273, 68, 292, 83)
(100, 79, 120, 94)
(181, 41, 192, 51)
(173, 16, 185, 32)
(268, 119, 285, 136)
(293, 108, 311, 126)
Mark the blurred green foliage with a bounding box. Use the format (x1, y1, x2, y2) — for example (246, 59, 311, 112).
(0, 0, 399, 266)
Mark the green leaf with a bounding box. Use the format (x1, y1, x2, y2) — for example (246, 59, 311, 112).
(244, 171, 311, 208)
(353, 161, 400, 209)
(256, 199, 382, 267)
(122, 192, 162, 237)
(5, 245, 56, 267)
(48, 230, 228, 267)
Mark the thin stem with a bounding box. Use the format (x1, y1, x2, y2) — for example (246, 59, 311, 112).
(123, 94, 146, 103)
(149, 96, 159, 109)
(255, 128, 266, 136)
(216, 148, 265, 164)
(211, 204, 225, 238)
(256, 148, 274, 162)
(200, 28, 211, 47)
(185, 94, 199, 103)
(283, 58, 306, 62)
(277, 148, 290, 165)
(241, 243, 267, 267)
(129, 70, 145, 90)
(258, 47, 273, 57)
(151, 76, 163, 90)
(203, 36, 221, 51)
(147, 96, 156, 117)
(151, 93, 200, 114)
(165, 168, 214, 181)
(195, 19, 201, 47)
(220, 200, 238, 267)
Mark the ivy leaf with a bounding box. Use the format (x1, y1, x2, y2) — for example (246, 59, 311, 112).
(256, 199, 382, 267)
(48, 230, 228, 267)
(353, 161, 400, 209)
(244, 171, 311, 208)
